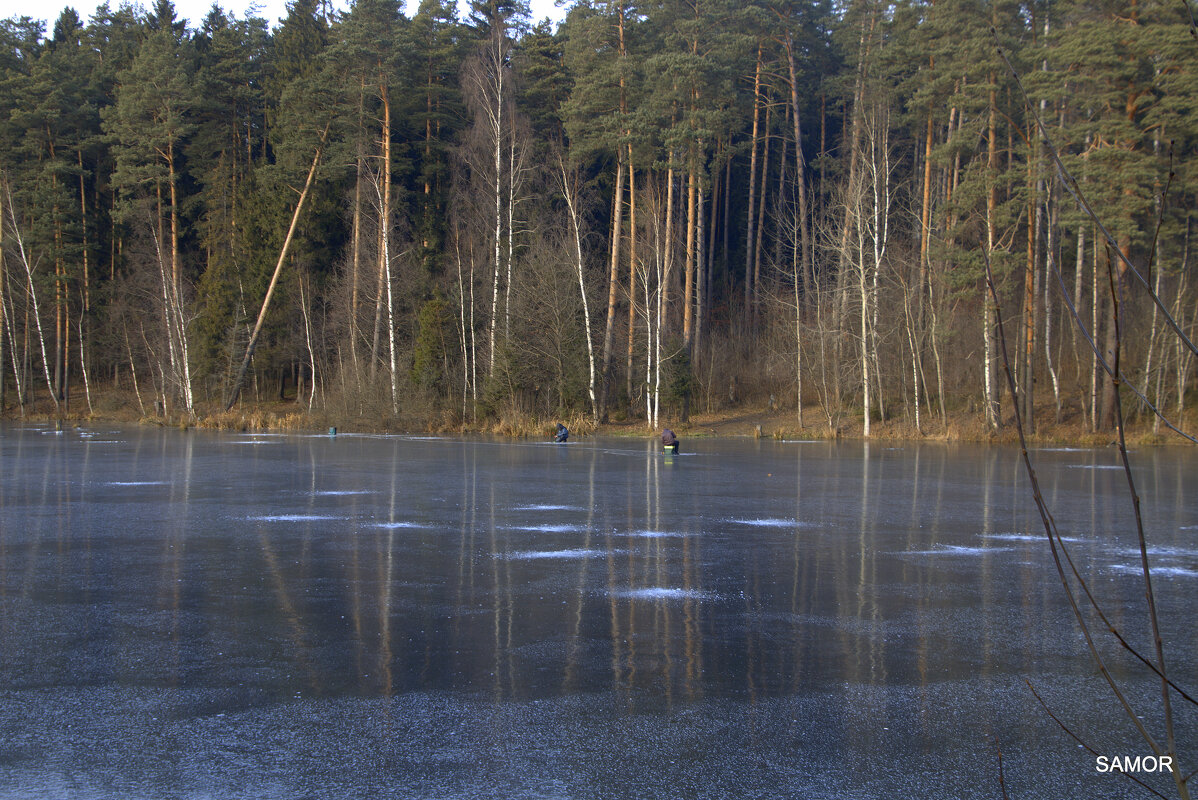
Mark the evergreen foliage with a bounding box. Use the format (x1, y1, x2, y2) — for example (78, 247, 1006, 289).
(0, 0, 1194, 433)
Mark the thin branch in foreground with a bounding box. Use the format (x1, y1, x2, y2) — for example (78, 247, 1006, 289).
(1026, 679, 1171, 800)
(994, 735, 1010, 800)
(982, 246, 1163, 756)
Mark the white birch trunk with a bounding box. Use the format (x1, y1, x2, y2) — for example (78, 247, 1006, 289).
(4, 287, 23, 412)
(455, 239, 470, 419)
(4, 183, 59, 413)
(124, 327, 144, 417)
(77, 312, 92, 414)
(560, 160, 598, 422)
(489, 63, 503, 379)
(299, 275, 317, 412)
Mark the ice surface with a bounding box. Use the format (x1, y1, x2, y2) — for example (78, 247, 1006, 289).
(1, 425, 1195, 800)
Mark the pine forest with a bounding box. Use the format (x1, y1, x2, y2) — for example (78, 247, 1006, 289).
(1, 0, 1196, 439)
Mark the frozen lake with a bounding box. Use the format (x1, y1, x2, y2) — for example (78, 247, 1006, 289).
(1, 425, 1195, 799)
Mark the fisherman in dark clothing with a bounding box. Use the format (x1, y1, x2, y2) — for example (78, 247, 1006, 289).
(555, 423, 569, 442)
(661, 428, 679, 453)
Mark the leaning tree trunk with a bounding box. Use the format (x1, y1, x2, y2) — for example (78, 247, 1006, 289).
(225, 126, 328, 411)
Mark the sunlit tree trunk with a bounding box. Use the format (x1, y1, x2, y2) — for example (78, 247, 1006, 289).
(744, 45, 762, 316)
(785, 33, 811, 300)
(600, 157, 624, 421)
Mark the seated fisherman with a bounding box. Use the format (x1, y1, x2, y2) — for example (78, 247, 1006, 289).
(661, 428, 679, 451)
(555, 423, 569, 442)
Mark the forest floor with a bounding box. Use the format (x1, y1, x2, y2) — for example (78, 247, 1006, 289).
(4, 387, 1192, 448)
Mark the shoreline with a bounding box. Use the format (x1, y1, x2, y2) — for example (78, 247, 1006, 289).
(3, 389, 1192, 448)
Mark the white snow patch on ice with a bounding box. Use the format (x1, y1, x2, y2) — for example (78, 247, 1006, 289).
(1109, 564, 1198, 578)
(512, 504, 580, 511)
(502, 549, 608, 560)
(249, 514, 343, 522)
(507, 523, 584, 533)
(613, 587, 718, 601)
(903, 544, 1010, 556)
(984, 533, 1081, 543)
(728, 518, 804, 528)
